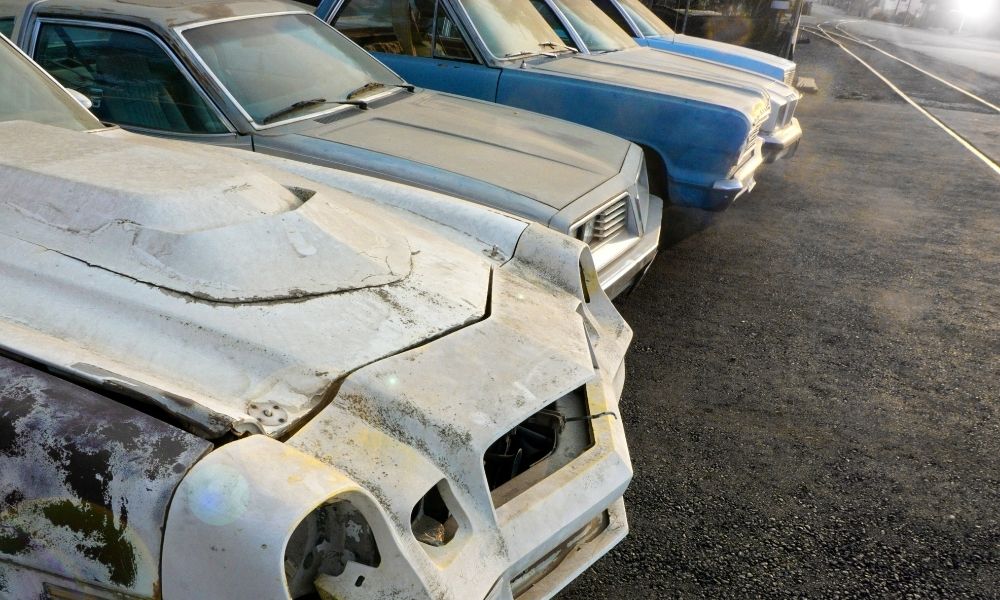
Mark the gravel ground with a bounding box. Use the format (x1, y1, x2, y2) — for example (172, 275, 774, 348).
(560, 31, 1000, 599)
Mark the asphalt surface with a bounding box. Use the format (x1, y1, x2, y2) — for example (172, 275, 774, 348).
(560, 24, 1000, 600)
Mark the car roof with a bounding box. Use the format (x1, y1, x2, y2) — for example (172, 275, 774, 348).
(0, 0, 314, 32)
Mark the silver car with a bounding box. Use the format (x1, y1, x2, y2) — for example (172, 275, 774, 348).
(0, 0, 662, 298)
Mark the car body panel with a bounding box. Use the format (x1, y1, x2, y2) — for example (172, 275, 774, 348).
(580, 46, 802, 161)
(257, 89, 629, 213)
(526, 0, 800, 161)
(0, 355, 211, 599)
(639, 33, 794, 82)
(318, 0, 771, 210)
(1, 118, 634, 599)
(593, 0, 796, 82)
(4, 0, 658, 294)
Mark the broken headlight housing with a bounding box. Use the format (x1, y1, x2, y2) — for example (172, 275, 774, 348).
(284, 499, 381, 598)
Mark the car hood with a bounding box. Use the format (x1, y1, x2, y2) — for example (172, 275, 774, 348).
(655, 33, 795, 75)
(288, 90, 631, 211)
(534, 49, 768, 117)
(596, 46, 798, 103)
(0, 120, 534, 438)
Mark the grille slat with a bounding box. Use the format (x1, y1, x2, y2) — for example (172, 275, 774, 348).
(590, 197, 628, 245)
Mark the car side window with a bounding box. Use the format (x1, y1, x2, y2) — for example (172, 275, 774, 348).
(34, 23, 229, 134)
(334, 0, 474, 60)
(0, 17, 14, 38)
(592, 0, 633, 33)
(529, 0, 577, 48)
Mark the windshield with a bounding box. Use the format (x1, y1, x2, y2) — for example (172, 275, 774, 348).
(182, 13, 405, 126)
(615, 0, 674, 37)
(549, 0, 637, 52)
(458, 0, 567, 58)
(0, 37, 102, 130)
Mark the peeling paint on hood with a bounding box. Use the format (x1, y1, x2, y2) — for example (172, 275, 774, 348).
(0, 122, 411, 303)
(0, 121, 530, 437)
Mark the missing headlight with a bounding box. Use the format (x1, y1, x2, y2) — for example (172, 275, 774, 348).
(284, 500, 381, 598)
(484, 388, 594, 507)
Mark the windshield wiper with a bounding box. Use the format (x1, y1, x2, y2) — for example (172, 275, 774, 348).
(345, 81, 414, 100)
(504, 49, 555, 59)
(260, 98, 332, 124)
(259, 84, 415, 124)
(540, 41, 578, 53)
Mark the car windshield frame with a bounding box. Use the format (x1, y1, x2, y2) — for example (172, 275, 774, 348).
(547, 0, 637, 53)
(452, 0, 575, 62)
(177, 11, 407, 130)
(0, 33, 103, 131)
(613, 0, 674, 38)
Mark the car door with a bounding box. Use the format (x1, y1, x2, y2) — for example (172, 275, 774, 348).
(29, 19, 248, 147)
(329, 0, 500, 101)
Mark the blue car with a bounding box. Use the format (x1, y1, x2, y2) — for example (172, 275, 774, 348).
(317, 0, 772, 211)
(591, 0, 798, 84)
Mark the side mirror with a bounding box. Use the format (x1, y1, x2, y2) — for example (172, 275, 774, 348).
(66, 88, 93, 110)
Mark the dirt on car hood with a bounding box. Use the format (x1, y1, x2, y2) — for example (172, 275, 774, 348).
(594, 46, 798, 103)
(0, 120, 530, 437)
(534, 49, 770, 117)
(290, 90, 631, 211)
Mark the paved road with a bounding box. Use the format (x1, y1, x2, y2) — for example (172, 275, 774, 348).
(559, 22, 1000, 600)
(809, 4, 1000, 83)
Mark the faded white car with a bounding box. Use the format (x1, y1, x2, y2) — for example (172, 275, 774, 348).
(0, 36, 633, 600)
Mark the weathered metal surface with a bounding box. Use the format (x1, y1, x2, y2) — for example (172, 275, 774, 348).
(0, 356, 211, 599)
(0, 121, 526, 438)
(317, 0, 773, 209)
(1, 62, 635, 598)
(3, 0, 657, 294)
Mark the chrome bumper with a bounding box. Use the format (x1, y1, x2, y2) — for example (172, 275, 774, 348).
(709, 140, 765, 211)
(761, 117, 802, 163)
(597, 194, 663, 299)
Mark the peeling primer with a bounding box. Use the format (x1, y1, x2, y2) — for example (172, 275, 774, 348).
(0, 358, 211, 597)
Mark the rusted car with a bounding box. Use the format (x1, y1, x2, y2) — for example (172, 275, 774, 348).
(0, 34, 634, 600)
(0, 0, 661, 298)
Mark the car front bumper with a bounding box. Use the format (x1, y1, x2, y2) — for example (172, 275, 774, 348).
(761, 117, 802, 163)
(598, 194, 663, 299)
(708, 140, 765, 211)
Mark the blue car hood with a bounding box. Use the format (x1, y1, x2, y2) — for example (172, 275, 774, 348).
(532, 49, 769, 119)
(593, 46, 797, 102)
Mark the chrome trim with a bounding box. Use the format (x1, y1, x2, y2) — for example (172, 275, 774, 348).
(607, 0, 645, 40)
(27, 17, 236, 134)
(539, 0, 589, 53)
(173, 11, 402, 130)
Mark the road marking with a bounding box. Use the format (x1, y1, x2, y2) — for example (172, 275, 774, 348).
(805, 23, 1000, 178)
(830, 21, 1000, 114)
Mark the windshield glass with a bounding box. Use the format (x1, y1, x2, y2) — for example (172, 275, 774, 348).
(549, 0, 637, 52)
(458, 0, 566, 58)
(0, 37, 102, 130)
(616, 0, 674, 37)
(182, 13, 404, 125)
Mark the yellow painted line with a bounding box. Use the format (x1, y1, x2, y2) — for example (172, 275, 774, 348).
(812, 23, 1000, 179)
(832, 20, 1000, 114)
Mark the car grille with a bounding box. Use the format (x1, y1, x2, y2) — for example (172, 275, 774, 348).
(784, 68, 796, 86)
(738, 110, 768, 168)
(590, 194, 629, 247)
